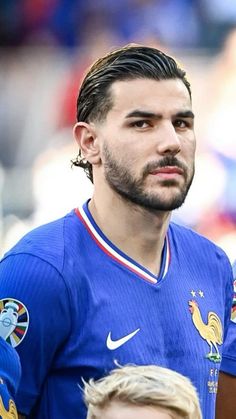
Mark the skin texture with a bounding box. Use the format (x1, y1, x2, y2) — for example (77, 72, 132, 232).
(216, 371, 236, 419)
(74, 78, 195, 276)
(98, 79, 195, 212)
(90, 400, 180, 419)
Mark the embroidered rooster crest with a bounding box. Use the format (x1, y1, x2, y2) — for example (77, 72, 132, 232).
(188, 300, 223, 363)
(0, 396, 18, 419)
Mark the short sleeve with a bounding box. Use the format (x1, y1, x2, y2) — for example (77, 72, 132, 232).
(220, 259, 236, 376)
(0, 253, 72, 414)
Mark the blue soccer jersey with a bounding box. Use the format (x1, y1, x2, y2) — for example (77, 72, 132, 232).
(220, 260, 236, 376)
(0, 201, 233, 419)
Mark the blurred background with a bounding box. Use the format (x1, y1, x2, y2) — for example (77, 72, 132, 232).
(0, 0, 236, 262)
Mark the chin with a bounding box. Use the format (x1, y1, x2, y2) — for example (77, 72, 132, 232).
(140, 191, 187, 212)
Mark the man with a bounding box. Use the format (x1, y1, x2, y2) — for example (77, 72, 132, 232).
(0, 337, 21, 419)
(216, 259, 236, 419)
(84, 364, 202, 419)
(0, 44, 233, 418)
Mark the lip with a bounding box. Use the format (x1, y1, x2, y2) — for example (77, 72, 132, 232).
(149, 166, 184, 177)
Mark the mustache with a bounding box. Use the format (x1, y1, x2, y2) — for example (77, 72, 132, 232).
(143, 156, 188, 177)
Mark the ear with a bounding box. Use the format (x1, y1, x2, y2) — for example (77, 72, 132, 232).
(73, 122, 101, 164)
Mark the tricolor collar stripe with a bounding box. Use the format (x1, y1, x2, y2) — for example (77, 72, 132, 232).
(163, 235, 170, 278)
(75, 207, 157, 284)
(75, 206, 170, 283)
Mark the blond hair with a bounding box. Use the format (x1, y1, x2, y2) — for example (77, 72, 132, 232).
(84, 365, 202, 419)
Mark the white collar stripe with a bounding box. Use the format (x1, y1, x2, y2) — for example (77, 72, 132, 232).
(76, 205, 171, 284)
(163, 235, 170, 278)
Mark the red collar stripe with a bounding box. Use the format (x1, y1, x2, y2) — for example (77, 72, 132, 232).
(75, 206, 170, 283)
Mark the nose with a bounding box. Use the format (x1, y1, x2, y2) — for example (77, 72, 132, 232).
(156, 122, 181, 156)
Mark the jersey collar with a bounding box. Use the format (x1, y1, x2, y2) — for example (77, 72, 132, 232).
(75, 201, 170, 284)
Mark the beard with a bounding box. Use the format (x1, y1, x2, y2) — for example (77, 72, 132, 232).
(103, 145, 195, 212)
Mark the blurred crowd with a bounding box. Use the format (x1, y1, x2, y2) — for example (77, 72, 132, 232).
(1, 0, 236, 50)
(0, 0, 236, 261)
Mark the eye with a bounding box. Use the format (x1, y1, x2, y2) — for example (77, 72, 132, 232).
(131, 120, 151, 129)
(174, 119, 191, 129)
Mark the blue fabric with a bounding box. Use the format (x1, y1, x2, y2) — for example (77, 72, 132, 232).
(220, 259, 236, 376)
(0, 337, 21, 415)
(0, 201, 233, 419)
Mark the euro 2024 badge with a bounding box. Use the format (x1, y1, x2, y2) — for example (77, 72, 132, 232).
(0, 298, 29, 347)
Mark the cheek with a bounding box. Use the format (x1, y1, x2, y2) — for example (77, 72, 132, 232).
(190, 136, 197, 154)
(181, 136, 196, 158)
(113, 142, 143, 165)
(190, 143, 196, 161)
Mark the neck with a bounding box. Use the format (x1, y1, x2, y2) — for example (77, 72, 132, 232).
(88, 187, 171, 276)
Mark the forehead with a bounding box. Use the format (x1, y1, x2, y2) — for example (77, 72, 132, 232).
(108, 78, 191, 116)
(99, 400, 176, 419)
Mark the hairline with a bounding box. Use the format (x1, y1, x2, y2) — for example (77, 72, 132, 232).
(87, 74, 192, 124)
(89, 399, 178, 419)
(74, 45, 192, 182)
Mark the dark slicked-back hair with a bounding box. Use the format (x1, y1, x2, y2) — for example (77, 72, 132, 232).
(72, 44, 191, 182)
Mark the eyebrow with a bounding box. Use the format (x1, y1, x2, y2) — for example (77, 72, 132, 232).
(125, 110, 195, 119)
(175, 111, 195, 119)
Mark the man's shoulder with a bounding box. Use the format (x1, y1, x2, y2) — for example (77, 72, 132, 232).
(2, 210, 78, 269)
(232, 260, 236, 279)
(169, 221, 230, 261)
(170, 220, 217, 245)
